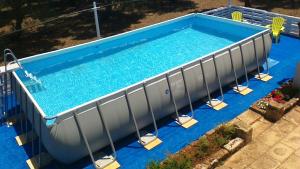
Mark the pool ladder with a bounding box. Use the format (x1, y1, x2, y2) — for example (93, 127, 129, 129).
(1, 49, 20, 122)
(4, 49, 41, 84)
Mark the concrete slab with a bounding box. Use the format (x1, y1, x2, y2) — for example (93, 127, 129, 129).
(239, 140, 270, 159)
(281, 126, 300, 150)
(294, 148, 300, 157)
(257, 128, 285, 147)
(221, 149, 255, 169)
(251, 118, 272, 138)
(237, 110, 261, 125)
(250, 154, 280, 169)
(283, 109, 300, 126)
(270, 119, 297, 136)
(268, 143, 294, 162)
(277, 154, 300, 169)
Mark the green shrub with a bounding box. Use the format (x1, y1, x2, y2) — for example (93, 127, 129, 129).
(147, 161, 161, 169)
(222, 124, 237, 140)
(213, 136, 227, 147)
(148, 155, 192, 169)
(162, 155, 192, 169)
(196, 137, 210, 158)
(147, 124, 238, 169)
(216, 124, 237, 140)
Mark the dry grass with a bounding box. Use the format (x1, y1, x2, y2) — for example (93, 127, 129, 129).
(0, 0, 299, 60)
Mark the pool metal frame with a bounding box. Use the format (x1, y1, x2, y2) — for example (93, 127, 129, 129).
(7, 12, 274, 167)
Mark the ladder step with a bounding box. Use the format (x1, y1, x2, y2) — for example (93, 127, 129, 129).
(15, 131, 37, 146)
(6, 114, 23, 126)
(26, 152, 53, 169)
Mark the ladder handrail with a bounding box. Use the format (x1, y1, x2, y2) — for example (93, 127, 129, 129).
(4, 49, 42, 84)
(4, 49, 24, 70)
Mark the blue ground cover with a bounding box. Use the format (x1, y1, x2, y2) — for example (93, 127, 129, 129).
(0, 35, 299, 169)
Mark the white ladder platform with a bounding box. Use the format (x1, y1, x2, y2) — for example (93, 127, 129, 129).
(233, 85, 253, 95)
(255, 73, 272, 82)
(94, 154, 120, 169)
(207, 99, 227, 111)
(175, 114, 198, 128)
(138, 132, 162, 150)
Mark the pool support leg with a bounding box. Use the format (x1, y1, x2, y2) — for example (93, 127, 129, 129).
(179, 68, 198, 128)
(253, 36, 272, 82)
(142, 83, 162, 150)
(125, 90, 162, 149)
(200, 57, 227, 111)
(73, 111, 98, 168)
(166, 73, 197, 128)
(229, 48, 253, 95)
(95, 103, 120, 169)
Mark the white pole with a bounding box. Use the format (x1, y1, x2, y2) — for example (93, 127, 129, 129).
(93, 1, 101, 38)
(227, 0, 232, 6)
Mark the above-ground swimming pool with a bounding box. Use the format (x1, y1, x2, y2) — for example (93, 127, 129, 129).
(12, 13, 271, 164)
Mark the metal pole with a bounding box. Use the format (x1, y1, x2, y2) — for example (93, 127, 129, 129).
(227, 0, 232, 7)
(93, 1, 101, 38)
(143, 83, 158, 137)
(73, 112, 97, 168)
(38, 114, 42, 168)
(31, 102, 35, 156)
(19, 83, 23, 133)
(228, 49, 240, 91)
(4, 52, 7, 121)
(239, 44, 250, 87)
(13, 75, 16, 117)
(0, 75, 3, 124)
(96, 102, 117, 160)
(165, 73, 181, 125)
(124, 90, 143, 144)
(25, 95, 28, 140)
(212, 54, 224, 102)
(8, 72, 14, 116)
(252, 38, 261, 78)
(261, 34, 269, 74)
(180, 68, 194, 116)
(200, 60, 212, 105)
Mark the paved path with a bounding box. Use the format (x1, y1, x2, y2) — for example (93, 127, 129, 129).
(218, 106, 300, 169)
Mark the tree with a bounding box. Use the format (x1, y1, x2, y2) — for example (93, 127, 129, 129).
(244, 0, 252, 7)
(290, 0, 296, 8)
(2, 0, 30, 37)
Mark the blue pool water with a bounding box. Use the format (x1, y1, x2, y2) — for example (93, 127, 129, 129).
(16, 14, 264, 117)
